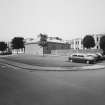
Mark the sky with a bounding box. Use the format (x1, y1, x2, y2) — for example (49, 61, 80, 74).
(0, 0, 105, 41)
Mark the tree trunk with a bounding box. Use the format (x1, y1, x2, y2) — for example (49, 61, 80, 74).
(17, 49, 18, 54)
(24, 47, 25, 53)
(43, 47, 44, 56)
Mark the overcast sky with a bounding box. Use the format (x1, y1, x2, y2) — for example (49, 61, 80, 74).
(0, 0, 105, 41)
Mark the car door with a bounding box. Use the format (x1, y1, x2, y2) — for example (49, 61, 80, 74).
(73, 54, 82, 62)
(71, 54, 78, 62)
(77, 54, 85, 63)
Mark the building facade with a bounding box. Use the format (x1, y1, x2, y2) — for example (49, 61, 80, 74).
(70, 38, 83, 50)
(25, 37, 71, 55)
(70, 34, 105, 50)
(44, 41, 71, 54)
(25, 42, 43, 55)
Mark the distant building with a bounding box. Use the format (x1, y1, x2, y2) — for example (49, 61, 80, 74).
(70, 34, 105, 50)
(70, 37, 83, 50)
(25, 37, 71, 55)
(44, 41, 71, 54)
(25, 42, 43, 55)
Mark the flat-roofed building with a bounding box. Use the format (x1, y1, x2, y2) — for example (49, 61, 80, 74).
(25, 37, 71, 55)
(25, 42, 43, 55)
(70, 37, 83, 50)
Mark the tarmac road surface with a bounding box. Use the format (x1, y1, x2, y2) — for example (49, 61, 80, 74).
(0, 61, 105, 105)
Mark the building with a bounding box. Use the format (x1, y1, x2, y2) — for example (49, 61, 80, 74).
(25, 42, 43, 55)
(70, 34, 105, 50)
(25, 37, 71, 55)
(24, 37, 43, 55)
(70, 37, 83, 50)
(43, 37, 71, 54)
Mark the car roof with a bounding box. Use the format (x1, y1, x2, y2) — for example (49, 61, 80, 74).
(87, 53, 96, 55)
(87, 53, 97, 56)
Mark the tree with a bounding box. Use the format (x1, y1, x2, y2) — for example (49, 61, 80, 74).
(55, 37, 62, 41)
(38, 33, 48, 56)
(99, 35, 105, 55)
(82, 35, 95, 49)
(11, 37, 25, 54)
(0, 41, 7, 53)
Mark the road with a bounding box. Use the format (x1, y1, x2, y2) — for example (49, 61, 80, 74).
(0, 61, 105, 105)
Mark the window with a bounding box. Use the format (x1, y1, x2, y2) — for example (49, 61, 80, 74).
(78, 55, 84, 57)
(72, 55, 77, 57)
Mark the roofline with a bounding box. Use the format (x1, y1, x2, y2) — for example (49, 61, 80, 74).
(25, 41, 70, 45)
(25, 41, 39, 45)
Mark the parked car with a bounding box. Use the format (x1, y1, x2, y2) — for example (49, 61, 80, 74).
(95, 53, 103, 60)
(68, 53, 97, 64)
(87, 53, 105, 61)
(96, 53, 105, 60)
(86, 53, 99, 61)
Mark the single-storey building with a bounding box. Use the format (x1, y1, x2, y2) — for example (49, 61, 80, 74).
(25, 38, 71, 55)
(25, 42, 43, 55)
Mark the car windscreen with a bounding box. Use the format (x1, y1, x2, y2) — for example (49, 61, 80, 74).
(72, 55, 77, 57)
(78, 55, 84, 57)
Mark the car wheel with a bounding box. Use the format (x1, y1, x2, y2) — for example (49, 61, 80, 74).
(86, 60, 90, 64)
(68, 58, 71, 61)
(70, 59, 73, 62)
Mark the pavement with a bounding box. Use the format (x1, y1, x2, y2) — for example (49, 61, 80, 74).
(0, 56, 105, 71)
